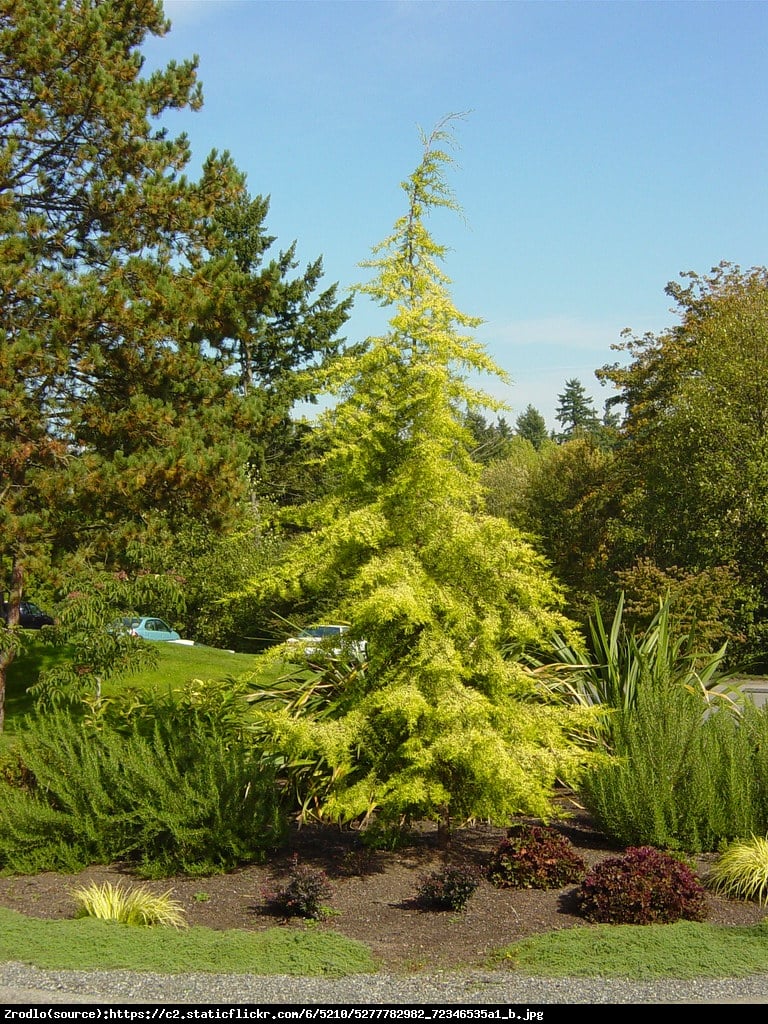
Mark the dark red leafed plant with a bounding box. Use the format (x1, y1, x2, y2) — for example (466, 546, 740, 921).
(488, 824, 587, 890)
(262, 855, 334, 919)
(575, 845, 707, 924)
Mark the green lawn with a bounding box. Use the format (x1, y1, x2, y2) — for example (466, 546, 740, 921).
(2, 638, 285, 740)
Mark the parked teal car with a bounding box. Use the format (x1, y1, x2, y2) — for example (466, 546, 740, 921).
(115, 616, 181, 642)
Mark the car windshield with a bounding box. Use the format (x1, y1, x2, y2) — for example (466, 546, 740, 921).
(300, 625, 346, 639)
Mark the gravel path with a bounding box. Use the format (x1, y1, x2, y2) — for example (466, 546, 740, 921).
(2, 964, 768, 1005)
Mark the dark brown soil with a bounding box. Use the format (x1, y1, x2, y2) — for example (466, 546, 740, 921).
(0, 799, 764, 972)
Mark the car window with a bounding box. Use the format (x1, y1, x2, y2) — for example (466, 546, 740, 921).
(304, 625, 345, 638)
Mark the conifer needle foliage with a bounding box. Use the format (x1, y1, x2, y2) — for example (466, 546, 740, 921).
(244, 116, 600, 840)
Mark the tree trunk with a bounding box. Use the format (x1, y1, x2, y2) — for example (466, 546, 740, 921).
(437, 810, 452, 854)
(0, 559, 25, 734)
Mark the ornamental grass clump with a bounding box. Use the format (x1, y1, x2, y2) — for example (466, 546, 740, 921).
(415, 863, 481, 912)
(707, 835, 768, 905)
(487, 824, 587, 890)
(71, 882, 186, 928)
(575, 846, 707, 925)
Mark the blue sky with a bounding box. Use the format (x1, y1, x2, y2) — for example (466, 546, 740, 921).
(142, 0, 768, 429)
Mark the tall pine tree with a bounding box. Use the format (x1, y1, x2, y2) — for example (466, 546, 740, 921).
(0, 1, 350, 723)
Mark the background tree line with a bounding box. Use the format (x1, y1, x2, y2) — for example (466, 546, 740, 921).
(3, 0, 768, 743)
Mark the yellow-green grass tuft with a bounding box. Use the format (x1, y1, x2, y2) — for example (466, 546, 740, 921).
(708, 835, 768, 905)
(71, 882, 187, 928)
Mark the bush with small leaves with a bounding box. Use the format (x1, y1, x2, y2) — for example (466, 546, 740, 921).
(487, 824, 587, 890)
(707, 835, 768, 905)
(263, 856, 334, 919)
(415, 863, 481, 912)
(575, 845, 707, 924)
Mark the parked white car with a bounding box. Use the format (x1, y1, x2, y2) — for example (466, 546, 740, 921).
(287, 624, 368, 660)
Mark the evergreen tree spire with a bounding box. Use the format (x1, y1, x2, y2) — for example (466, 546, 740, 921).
(246, 118, 597, 839)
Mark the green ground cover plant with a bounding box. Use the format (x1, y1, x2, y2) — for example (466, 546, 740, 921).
(501, 920, 768, 980)
(0, 907, 376, 976)
(2, 904, 768, 981)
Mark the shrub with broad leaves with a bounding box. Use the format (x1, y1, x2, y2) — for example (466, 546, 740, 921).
(487, 824, 587, 890)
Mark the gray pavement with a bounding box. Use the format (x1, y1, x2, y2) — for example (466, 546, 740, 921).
(2, 964, 768, 1005)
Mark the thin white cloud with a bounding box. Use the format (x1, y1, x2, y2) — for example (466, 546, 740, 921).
(466, 315, 649, 429)
(479, 315, 631, 354)
(162, 0, 230, 29)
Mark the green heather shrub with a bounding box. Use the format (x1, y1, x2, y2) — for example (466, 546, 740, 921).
(487, 824, 587, 889)
(415, 863, 481, 911)
(579, 679, 768, 853)
(575, 846, 707, 925)
(263, 856, 334, 919)
(72, 882, 186, 928)
(0, 705, 287, 876)
(707, 835, 768, 905)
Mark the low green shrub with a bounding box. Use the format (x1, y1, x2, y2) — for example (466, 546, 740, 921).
(537, 594, 768, 854)
(579, 678, 768, 853)
(415, 863, 480, 911)
(707, 835, 768, 905)
(575, 846, 707, 924)
(0, 696, 288, 876)
(487, 824, 587, 890)
(263, 856, 334, 919)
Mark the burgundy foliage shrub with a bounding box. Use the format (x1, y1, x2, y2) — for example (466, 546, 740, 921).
(487, 823, 587, 890)
(575, 845, 708, 925)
